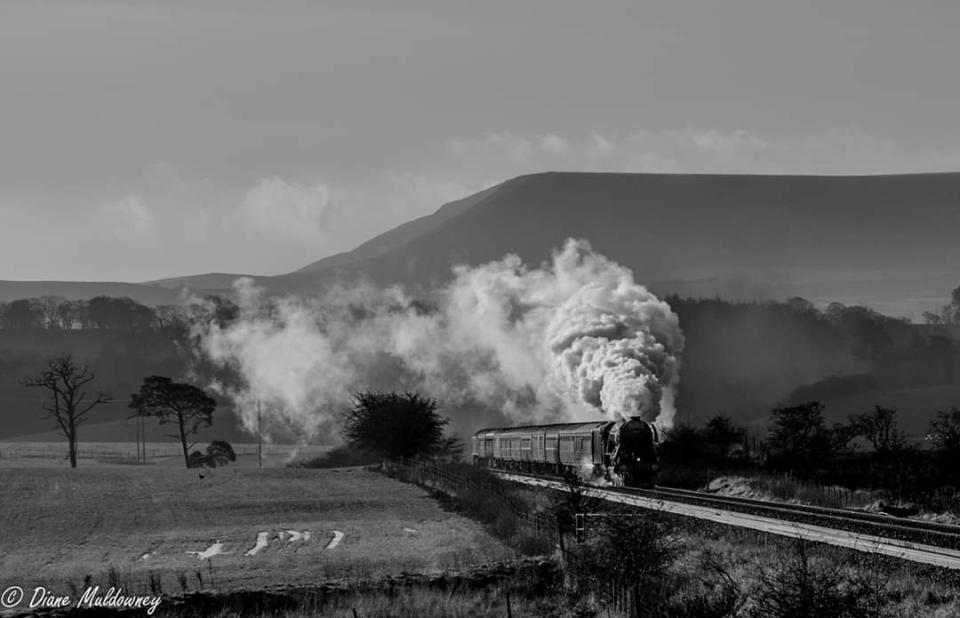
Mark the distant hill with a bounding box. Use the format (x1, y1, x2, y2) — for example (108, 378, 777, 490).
(4, 172, 960, 318)
(291, 183, 504, 278)
(815, 385, 960, 437)
(272, 172, 960, 319)
(145, 272, 258, 291)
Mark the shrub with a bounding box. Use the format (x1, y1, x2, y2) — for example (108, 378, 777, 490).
(566, 511, 679, 608)
(750, 540, 887, 618)
(666, 551, 742, 617)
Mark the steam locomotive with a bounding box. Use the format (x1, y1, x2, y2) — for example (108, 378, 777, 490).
(471, 417, 660, 488)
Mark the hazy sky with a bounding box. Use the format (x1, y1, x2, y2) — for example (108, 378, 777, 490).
(2, 1, 959, 281)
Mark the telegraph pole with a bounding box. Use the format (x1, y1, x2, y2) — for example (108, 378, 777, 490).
(130, 410, 145, 464)
(257, 397, 263, 469)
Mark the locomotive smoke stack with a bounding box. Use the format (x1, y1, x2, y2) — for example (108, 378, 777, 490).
(544, 243, 684, 427)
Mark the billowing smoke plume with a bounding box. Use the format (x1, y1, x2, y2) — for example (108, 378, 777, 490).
(193, 239, 683, 441)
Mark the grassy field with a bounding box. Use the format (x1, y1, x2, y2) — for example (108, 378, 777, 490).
(0, 462, 513, 601)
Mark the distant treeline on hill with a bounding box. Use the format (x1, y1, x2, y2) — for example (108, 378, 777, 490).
(0, 294, 236, 334)
(2, 292, 960, 439)
(666, 294, 960, 415)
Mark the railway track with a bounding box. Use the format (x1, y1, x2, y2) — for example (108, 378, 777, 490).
(492, 470, 960, 570)
(633, 484, 960, 549)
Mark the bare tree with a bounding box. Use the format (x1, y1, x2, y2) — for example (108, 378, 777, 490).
(22, 355, 113, 468)
(850, 405, 907, 454)
(929, 407, 960, 454)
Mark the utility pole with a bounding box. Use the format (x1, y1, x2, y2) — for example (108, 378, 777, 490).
(257, 397, 263, 469)
(130, 410, 145, 464)
(135, 413, 140, 464)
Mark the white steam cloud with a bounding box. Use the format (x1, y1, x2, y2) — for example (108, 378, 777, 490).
(194, 239, 683, 441)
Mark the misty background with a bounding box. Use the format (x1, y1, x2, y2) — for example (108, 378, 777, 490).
(2, 2, 960, 447)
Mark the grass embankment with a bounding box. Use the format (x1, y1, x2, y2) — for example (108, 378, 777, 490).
(376, 464, 960, 618)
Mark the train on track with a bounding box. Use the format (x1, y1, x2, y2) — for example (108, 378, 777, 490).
(471, 417, 660, 488)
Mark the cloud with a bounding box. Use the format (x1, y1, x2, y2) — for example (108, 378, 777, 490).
(443, 127, 960, 176)
(21, 166, 478, 280)
(98, 194, 154, 236)
(5, 126, 960, 281)
(241, 176, 332, 240)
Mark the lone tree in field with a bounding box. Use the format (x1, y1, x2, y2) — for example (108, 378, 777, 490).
(22, 355, 113, 468)
(129, 376, 217, 468)
(343, 391, 448, 462)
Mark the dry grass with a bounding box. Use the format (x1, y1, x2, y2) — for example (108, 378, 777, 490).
(0, 463, 513, 596)
(198, 588, 555, 618)
(668, 521, 960, 617)
(706, 474, 880, 510)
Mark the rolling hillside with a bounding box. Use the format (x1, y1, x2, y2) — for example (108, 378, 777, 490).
(272, 172, 960, 319)
(6, 172, 959, 319)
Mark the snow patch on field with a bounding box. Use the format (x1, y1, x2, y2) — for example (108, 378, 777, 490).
(245, 532, 270, 556)
(705, 476, 772, 501)
(914, 511, 960, 526)
(326, 530, 344, 549)
(187, 541, 231, 560)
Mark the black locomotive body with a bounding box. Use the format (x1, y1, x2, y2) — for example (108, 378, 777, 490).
(472, 417, 660, 488)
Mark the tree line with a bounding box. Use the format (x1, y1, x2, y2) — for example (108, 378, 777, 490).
(922, 285, 960, 325)
(668, 291, 960, 418)
(0, 294, 239, 333)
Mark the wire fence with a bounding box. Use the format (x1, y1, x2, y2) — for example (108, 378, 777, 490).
(0, 441, 327, 461)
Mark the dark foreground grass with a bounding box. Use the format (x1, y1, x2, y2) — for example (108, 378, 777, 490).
(15, 560, 561, 618)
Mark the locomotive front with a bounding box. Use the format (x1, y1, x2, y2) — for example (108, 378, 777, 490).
(606, 417, 660, 487)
